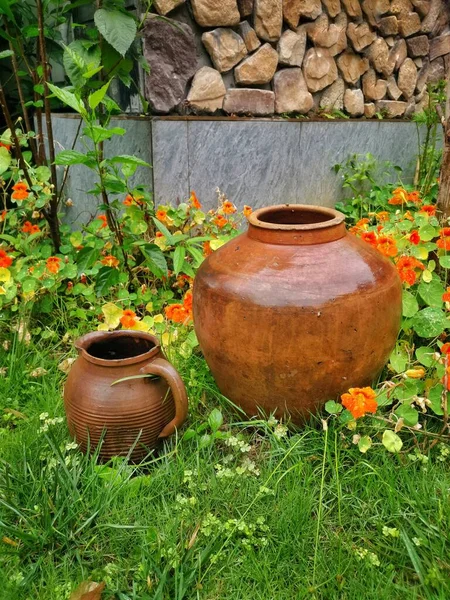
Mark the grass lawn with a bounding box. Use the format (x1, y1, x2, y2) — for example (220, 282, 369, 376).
(0, 327, 449, 600)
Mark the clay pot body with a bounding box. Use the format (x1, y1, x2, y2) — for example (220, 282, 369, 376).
(64, 331, 188, 461)
(193, 204, 402, 423)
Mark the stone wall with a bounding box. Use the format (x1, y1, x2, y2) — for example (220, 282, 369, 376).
(143, 0, 450, 118)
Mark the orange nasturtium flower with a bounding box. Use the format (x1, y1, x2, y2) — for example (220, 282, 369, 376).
(101, 254, 119, 268)
(376, 235, 398, 257)
(222, 200, 236, 215)
(408, 191, 421, 204)
(123, 195, 134, 206)
(436, 228, 450, 250)
(395, 255, 425, 285)
(243, 205, 252, 218)
(120, 309, 137, 329)
(164, 303, 190, 324)
(203, 241, 212, 256)
(22, 221, 40, 234)
(388, 187, 408, 205)
(361, 231, 378, 247)
(409, 230, 420, 245)
(420, 204, 436, 217)
(156, 208, 167, 222)
(46, 256, 61, 274)
(183, 289, 193, 316)
(11, 181, 29, 201)
(0, 141, 10, 151)
(190, 191, 201, 209)
(341, 387, 378, 419)
(403, 210, 414, 222)
(442, 288, 450, 302)
(97, 214, 108, 229)
(0, 249, 13, 268)
(214, 214, 227, 228)
(376, 211, 389, 222)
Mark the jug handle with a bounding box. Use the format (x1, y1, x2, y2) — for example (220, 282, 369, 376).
(140, 357, 188, 438)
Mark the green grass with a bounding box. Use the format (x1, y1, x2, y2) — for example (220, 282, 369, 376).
(0, 326, 449, 600)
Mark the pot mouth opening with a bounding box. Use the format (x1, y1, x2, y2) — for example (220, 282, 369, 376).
(249, 204, 344, 231)
(85, 335, 156, 361)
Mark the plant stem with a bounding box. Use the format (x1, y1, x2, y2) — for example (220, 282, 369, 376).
(0, 83, 34, 191)
(36, 0, 60, 251)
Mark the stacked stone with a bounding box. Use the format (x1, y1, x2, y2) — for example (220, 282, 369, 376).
(144, 0, 450, 118)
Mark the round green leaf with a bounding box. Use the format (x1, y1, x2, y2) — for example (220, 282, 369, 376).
(418, 279, 445, 308)
(389, 343, 409, 373)
(410, 307, 448, 338)
(402, 290, 419, 318)
(418, 224, 437, 242)
(325, 400, 343, 414)
(358, 435, 372, 453)
(382, 430, 403, 453)
(0, 146, 11, 176)
(415, 346, 435, 367)
(428, 384, 445, 416)
(439, 255, 450, 269)
(394, 404, 419, 426)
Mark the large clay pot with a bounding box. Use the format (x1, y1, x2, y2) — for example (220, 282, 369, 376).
(64, 331, 188, 461)
(193, 204, 402, 423)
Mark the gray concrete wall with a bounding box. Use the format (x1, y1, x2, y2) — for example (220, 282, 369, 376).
(151, 117, 430, 210)
(49, 115, 432, 222)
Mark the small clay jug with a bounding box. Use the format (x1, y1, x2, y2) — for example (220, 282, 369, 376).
(64, 330, 188, 461)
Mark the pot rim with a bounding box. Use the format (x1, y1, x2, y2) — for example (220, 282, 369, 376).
(248, 204, 345, 231)
(75, 330, 161, 367)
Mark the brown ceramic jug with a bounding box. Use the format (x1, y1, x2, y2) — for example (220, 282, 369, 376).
(64, 330, 188, 461)
(193, 204, 402, 424)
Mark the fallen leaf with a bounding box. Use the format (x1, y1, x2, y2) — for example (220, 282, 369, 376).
(58, 357, 76, 374)
(69, 581, 105, 600)
(30, 367, 48, 377)
(2, 536, 18, 547)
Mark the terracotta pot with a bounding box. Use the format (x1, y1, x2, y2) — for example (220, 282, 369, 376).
(64, 331, 188, 461)
(193, 204, 402, 423)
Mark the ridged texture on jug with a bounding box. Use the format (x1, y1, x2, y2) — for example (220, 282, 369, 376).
(64, 332, 182, 461)
(193, 204, 402, 423)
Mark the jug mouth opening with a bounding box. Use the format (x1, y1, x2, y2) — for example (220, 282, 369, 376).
(76, 331, 160, 366)
(249, 204, 344, 230)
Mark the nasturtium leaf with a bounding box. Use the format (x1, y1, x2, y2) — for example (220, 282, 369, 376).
(42, 277, 56, 289)
(95, 266, 120, 296)
(208, 408, 223, 432)
(421, 269, 433, 283)
(427, 384, 445, 416)
(35, 166, 51, 182)
(102, 302, 123, 329)
(0, 268, 12, 283)
(411, 245, 429, 261)
(325, 400, 343, 414)
(389, 343, 409, 373)
(173, 246, 186, 276)
(0, 146, 11, 176)
(94, 8, 137, 57)
(418, 224, 437, 242)
(382, 430, 403, 453)
(418, 279, 445, 308)
(410, 308, 448, 338)
(358, 435, 372, 453)
(402, 290, 419, 318)
(415, 346, 435, 367)
(22, 278, 36, 293)
(439, 255, 450, 269)
(395, 404, 419, 426)
(70, 231, 83, 247)
(210, 238, 226, 251)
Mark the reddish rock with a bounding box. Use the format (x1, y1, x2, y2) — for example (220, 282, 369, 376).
(223, 88, 275, 115)
(191, 0, 240, 26)
(274, 68, 314, 113)
(398, 57, 417, 98)
(143, 16, 198, 113)
(376, 99, 407, 117)
(362, 68, 388, 100)
(202, 28, 247, 73)
(347, 22, 376, 51)
(255, 0, 283, 41)
(234, 43, 278, 84)
(277, 28, 307, 66)
(337, 51, 369, 84)
(303, 48, 338, 92)
(341, 0, 363, 19)
(237, 21, 261, 52)
(344, 88, 364, 116)
(378, 16, 399, 36)
(398, 12, 422, 36)
(406, 35, 430, 57)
